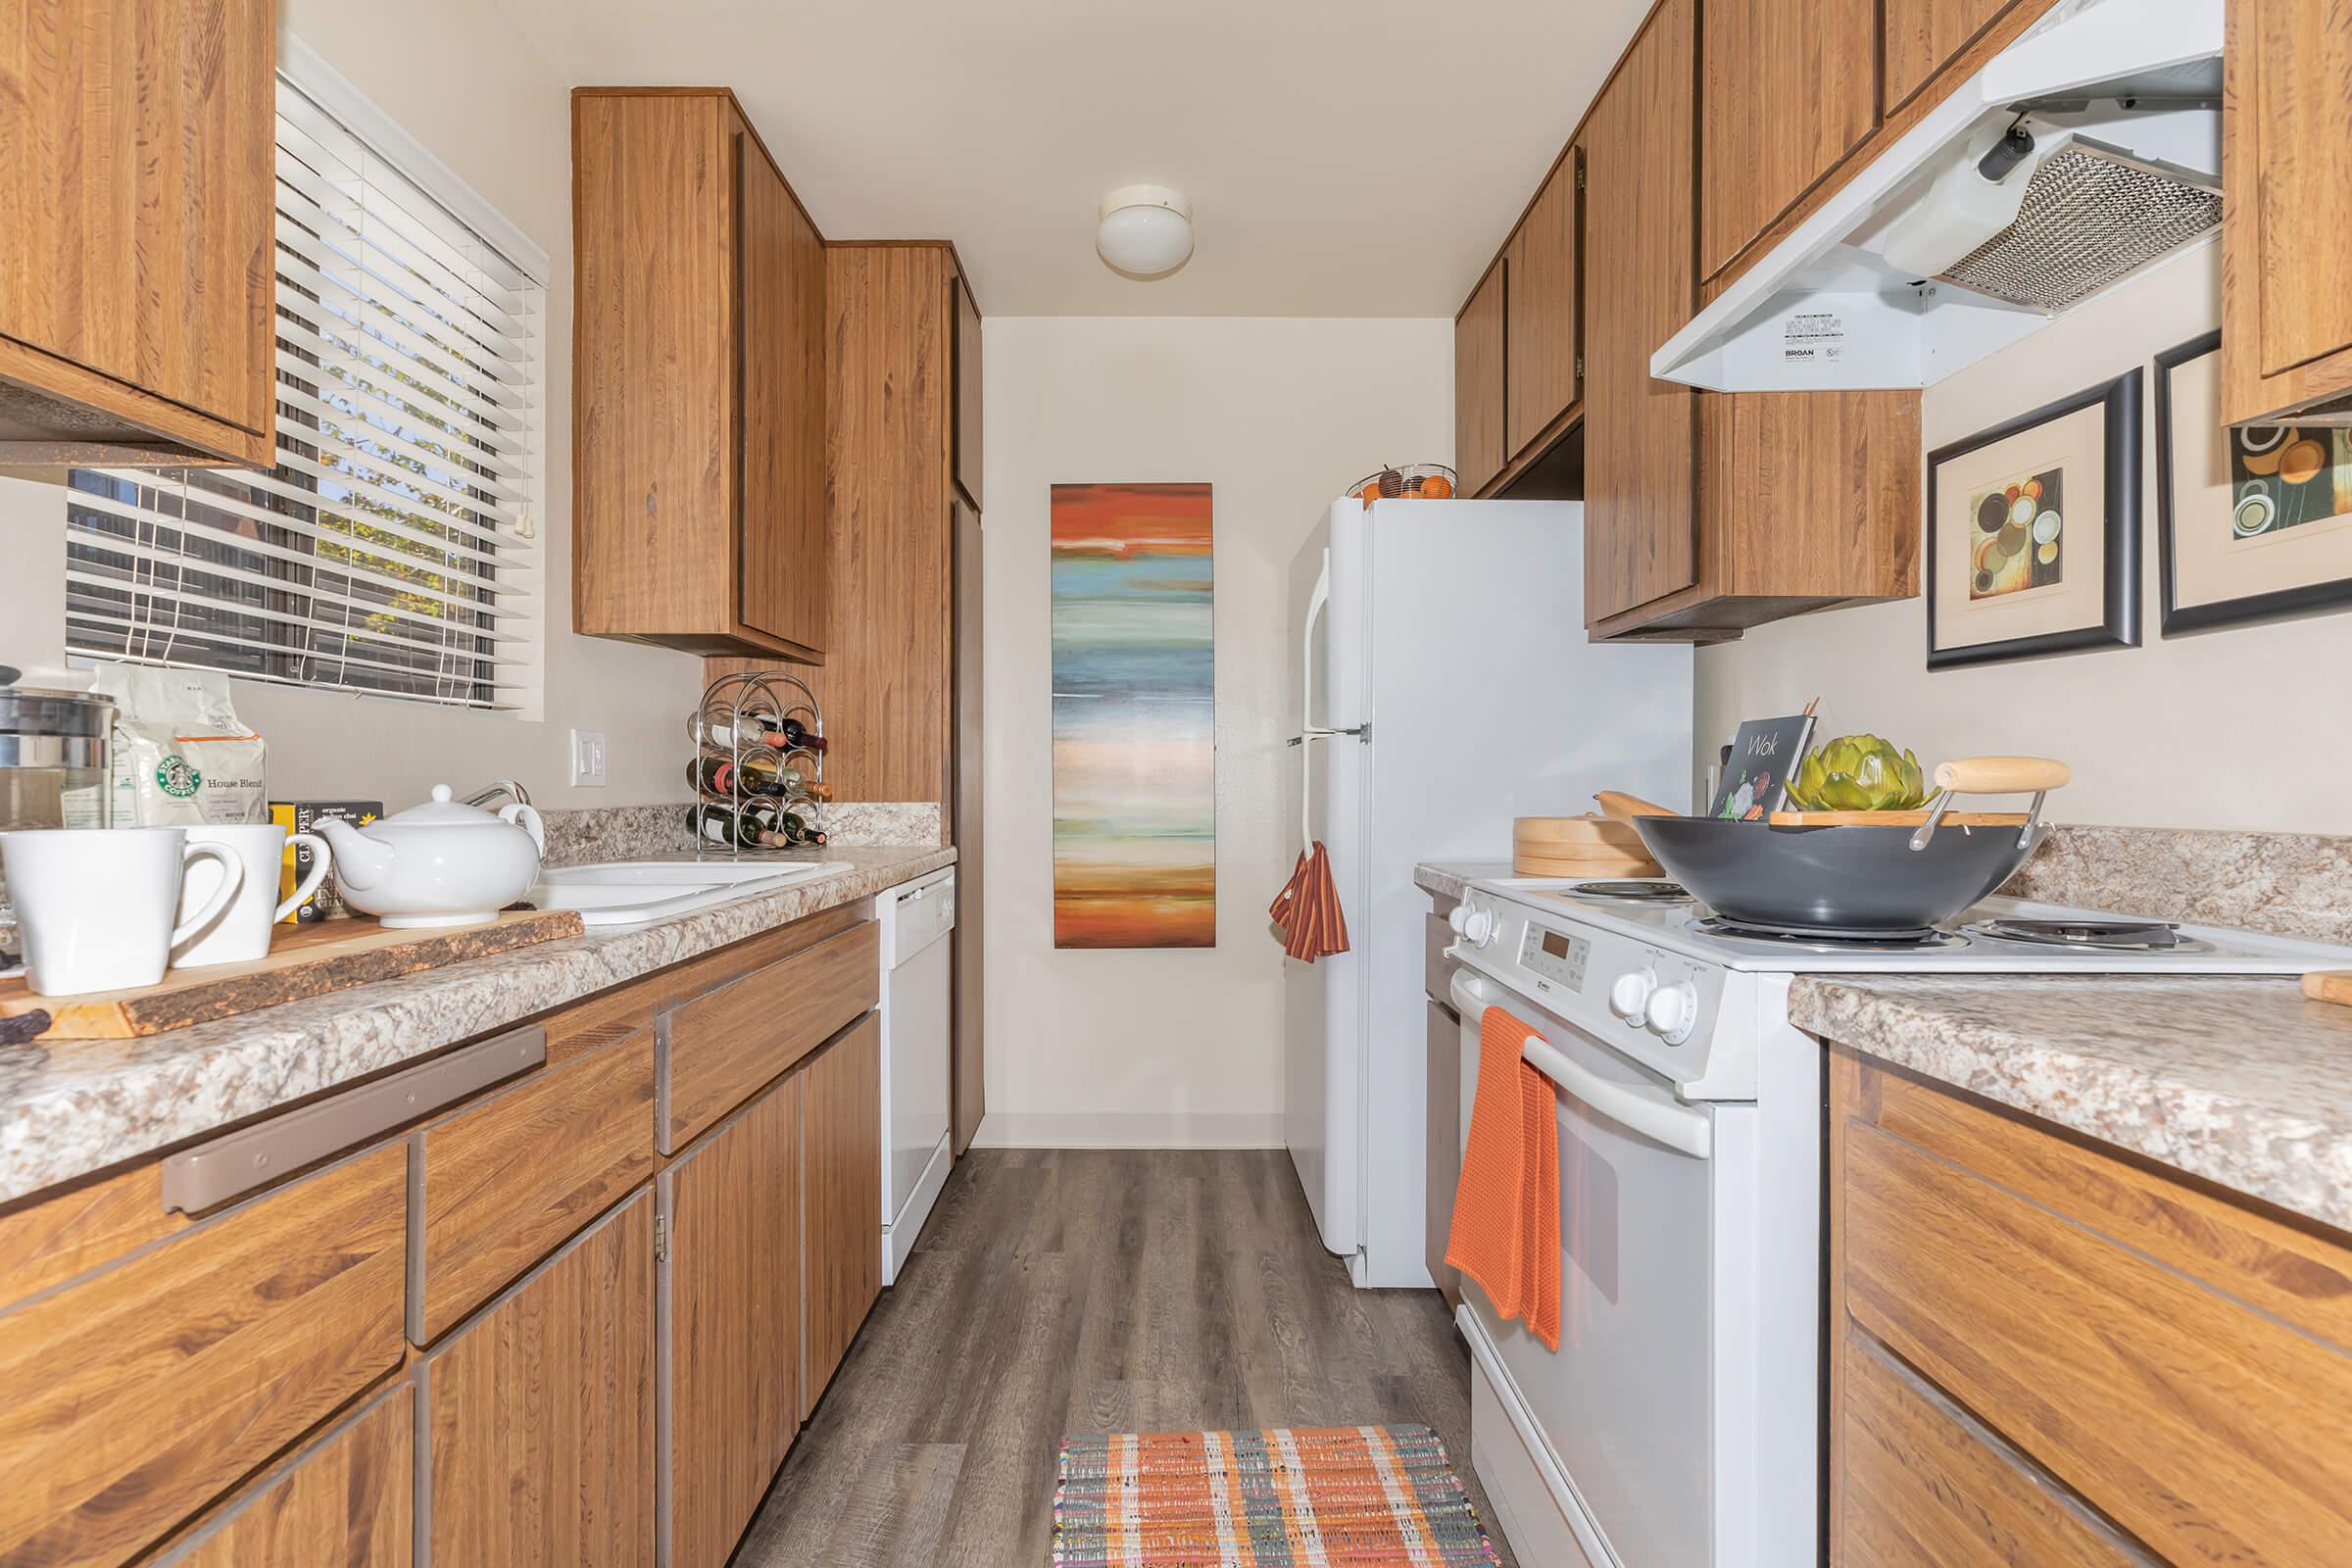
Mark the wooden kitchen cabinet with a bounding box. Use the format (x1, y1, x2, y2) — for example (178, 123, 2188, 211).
(423, 1189, 659, 1567)
(1829, 1047, 2352, 1565)
(2222, 0, 2352, 426)
(1453, 261, 1507, 498)
(0, 0, 276, 467)
(1699, 0, 1881, 283)
(155, 1387, 413, 1567)
(0, 1142, 405, 1568)
(572, 87, 829, 659)
(663, 1074, 803, 1568)
(954, 266, 984, 509)
(1581, 0, 1702, 624)
(801, 1012, 883, 1416)
(1882, 0, 2028, 114)
(1505, 153, 1582, 462)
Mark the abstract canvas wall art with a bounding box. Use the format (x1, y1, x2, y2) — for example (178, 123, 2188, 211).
(1051, 482, 1216, 949)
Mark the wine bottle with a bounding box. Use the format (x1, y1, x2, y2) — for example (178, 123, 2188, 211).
(686, 756, 737, 796)
(778, 717, 827, 754)
(688, 710, 790, 751)
(774, 806, 826, 847)
(685, 802, 786, 849)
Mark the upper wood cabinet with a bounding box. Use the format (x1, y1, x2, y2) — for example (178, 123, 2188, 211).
(663, 1074, 803, 1568)
(1453, 261, 1506, 497)
(1582, 0, 1701, 624)
(1699, 0, 1882, 282)
(0, 0, 276, 467)
(1506, 152, 1582, 460)
(2222, 0, 2352, 426)
(953, 267, 984, 509)
(573, 87, 828, 660)
(1881, 0, 2027, 114)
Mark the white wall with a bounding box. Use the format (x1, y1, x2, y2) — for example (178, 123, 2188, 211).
(978, 317, 1452, 1148)
(0, 0, 703, 812)
(1696, 242, 2352, 837)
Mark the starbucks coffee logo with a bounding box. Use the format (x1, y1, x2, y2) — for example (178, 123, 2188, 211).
(156, 756, 201, 799)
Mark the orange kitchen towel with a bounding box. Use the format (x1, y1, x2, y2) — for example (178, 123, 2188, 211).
(1445, 1004, 1561, 1351)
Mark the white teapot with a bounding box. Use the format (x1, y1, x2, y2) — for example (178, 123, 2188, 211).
(314, 785, 546, 928)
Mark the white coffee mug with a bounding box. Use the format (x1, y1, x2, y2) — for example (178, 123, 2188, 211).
(172, 824, 333, 968)
(0, 827, 243, 996)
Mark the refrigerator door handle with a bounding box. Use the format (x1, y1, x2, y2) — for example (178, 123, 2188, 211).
(1298, 551, 1331, 851)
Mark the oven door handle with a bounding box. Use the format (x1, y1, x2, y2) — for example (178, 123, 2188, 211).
(1450, 971, 1713, 1160)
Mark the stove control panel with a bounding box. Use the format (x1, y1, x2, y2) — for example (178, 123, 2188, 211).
(1516, 922, 1589, 990)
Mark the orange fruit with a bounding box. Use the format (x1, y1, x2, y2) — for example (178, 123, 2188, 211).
(1421, 474, 1454, 499)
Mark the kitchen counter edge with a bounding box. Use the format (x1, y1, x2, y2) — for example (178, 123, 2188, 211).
(0, 844, 956, 1206)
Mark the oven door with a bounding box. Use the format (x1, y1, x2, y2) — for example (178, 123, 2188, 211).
(1450, 968, 1723, 1568)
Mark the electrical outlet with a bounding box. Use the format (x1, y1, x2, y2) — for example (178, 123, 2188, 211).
(570, 728, 608, 788)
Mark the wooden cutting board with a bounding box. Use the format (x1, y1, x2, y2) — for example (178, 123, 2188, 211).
(2304, 972, 2352, 1008)
(0, 908, 585, 1041)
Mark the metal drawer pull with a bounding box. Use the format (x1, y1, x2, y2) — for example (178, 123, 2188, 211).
(161, 1024, 546, 1213)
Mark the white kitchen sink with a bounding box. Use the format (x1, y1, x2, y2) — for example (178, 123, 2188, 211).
(529, 859, 850, 926)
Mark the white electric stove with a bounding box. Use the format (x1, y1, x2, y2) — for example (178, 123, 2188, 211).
(1442, 873, 2352, 1568)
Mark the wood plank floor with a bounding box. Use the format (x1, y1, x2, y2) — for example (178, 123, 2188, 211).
(737, 1148, 1518, 1567)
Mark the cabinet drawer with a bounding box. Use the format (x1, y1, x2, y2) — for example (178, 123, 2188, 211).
(1837, 1328, 2151, 1566)
(1841, 1108, 2352, 1563)
(0, 1142, 406, 1567)
(661, 919, 878, 1152)
(411, 1030, 659, 1343)
(154, 1385, 412, 1567)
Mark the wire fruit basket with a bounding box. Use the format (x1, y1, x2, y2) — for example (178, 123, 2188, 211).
(1347, 463, 1458, 509)
(686, 670, 827, 860)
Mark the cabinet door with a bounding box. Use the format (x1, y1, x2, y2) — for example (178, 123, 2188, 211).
(1505, 154, 1581, 460)
(1583, 0, 1702, 625)
(953, 270, 983, 509)
(1700, 0, 1881, 281)
(802, 1012, 882, 1416)
(952, 494, 986, 1156)
(424, 1190, 657, 1567)
(2222, 0, 2352, 422)
(160, 1387, 412, 1567)
(1881, 0, 2025, 114)
(737, 130, 829, 656)
(664, 1077, 802, 1568)
(0, 0, 276, 449)
(1453, 261, 1506, 497)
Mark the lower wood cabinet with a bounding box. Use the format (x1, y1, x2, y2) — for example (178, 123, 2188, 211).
(422, 1190, 659, 1567)
(662, 1073, 805, 1568)
(1830, 1047, 2352, 1565)
(802, 1012, 883, 1416)
(155, 1387, 413, 1567)
(0, 1142, 405, 1568)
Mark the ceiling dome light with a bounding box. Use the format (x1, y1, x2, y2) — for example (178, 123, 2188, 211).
(1096, 185, 1194, 277)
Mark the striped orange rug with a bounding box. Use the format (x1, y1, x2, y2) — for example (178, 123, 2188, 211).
(1054, 1424, 1499, 1566)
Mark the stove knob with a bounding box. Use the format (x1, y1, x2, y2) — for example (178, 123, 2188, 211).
(1456, 903, 1496, 948)
(1608, 967, 1657, 1021)
(1645, 981, 1700, 1045)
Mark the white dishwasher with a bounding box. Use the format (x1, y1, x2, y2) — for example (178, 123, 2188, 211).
(877, 867, 955, 1285)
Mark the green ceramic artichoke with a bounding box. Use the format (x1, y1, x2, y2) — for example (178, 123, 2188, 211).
(1785, 734, 1929, 812)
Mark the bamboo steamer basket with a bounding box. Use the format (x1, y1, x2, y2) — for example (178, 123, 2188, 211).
(1512, 814, 1661, 878)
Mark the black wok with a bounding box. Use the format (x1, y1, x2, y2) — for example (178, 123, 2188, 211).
(1619, 757, 2070, 935)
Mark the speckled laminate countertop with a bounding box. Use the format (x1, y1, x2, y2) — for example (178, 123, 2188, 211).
(1412, 859, 2352, 1234)
(1789, 973, 2352, 1234)
(0, 844, 954, 1205)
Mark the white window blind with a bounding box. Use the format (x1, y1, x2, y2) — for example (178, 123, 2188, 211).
(66, 67, 544, 711)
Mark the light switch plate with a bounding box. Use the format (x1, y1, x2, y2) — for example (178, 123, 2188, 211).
(570, 728, 608, 787)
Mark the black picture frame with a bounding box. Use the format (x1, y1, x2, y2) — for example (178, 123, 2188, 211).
(1925, 368, 2142, 670)
(2155, 329, 2352, 635)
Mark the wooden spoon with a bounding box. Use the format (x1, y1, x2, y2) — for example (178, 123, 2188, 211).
(1594, 790, 1678, 826)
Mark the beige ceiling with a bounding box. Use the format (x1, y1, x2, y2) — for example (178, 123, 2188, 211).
(498, 0, 1655, 318)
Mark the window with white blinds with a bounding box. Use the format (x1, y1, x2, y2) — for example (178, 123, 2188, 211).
(66, 65, 544, 711)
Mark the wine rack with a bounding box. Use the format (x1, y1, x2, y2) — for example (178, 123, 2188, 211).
(689, 669, 827, 861)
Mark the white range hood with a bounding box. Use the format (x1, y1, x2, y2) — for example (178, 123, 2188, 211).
(1652, 0, 2222, 393)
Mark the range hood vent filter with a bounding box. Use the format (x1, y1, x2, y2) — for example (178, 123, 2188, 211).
(1937, 142, 2220, 312)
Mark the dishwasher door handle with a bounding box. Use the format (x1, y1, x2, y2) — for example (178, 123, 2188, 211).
(1450, 970, 1712, 1160)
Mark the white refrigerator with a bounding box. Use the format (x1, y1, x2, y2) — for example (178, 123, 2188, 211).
(1284, 497, 1692, 1288)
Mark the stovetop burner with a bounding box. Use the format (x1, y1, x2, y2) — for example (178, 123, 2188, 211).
(1566, 880, 1690, 904)
(1963, 916, 2203, 953)
(1691, 915, 1973, 953)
